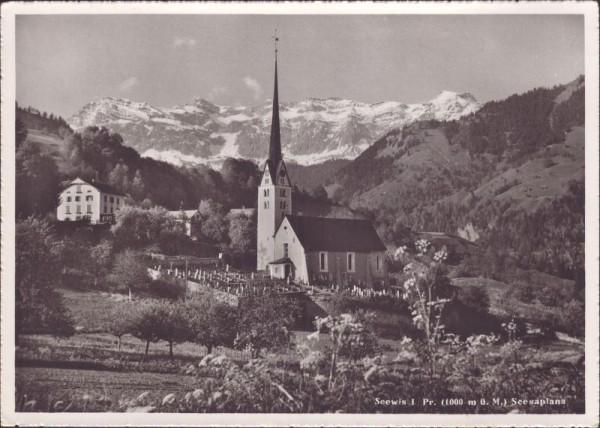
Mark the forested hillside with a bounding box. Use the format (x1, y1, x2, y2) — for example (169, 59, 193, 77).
(329, 76, 585, 282)
(16, 104, 72, 137)
(15, 110, 346, 220)
(286, 159, 351, 195)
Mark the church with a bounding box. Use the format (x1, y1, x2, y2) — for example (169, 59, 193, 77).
(256, 45, 387, 288)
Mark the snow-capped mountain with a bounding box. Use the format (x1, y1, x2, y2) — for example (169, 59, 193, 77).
(68, 92, 481, 166)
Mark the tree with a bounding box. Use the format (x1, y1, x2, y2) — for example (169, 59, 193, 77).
(16, 118, 28, 149)
(108, 162, 129, 189)
(89, 239, 114, 284)
(16, 217, 74, 338)
(131, 169, 145, 200)
(16, 141, 60, 217)
(309, 185, 328, 201)
(104, 304, 136, 351)
(227, 211, 256, 253)
(153, 301, 191, 357)
(111, 205, 185, 252)
(235, 293, 299, 358)
(220, 158, 260, 207)
(186, 295, 238, 355)
(109, 249, 149, 300)
(198, 199, 228, 246)
(129, 302, 162, 355)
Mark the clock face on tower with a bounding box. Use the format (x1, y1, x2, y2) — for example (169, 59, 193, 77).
(279, 169, 286, 177)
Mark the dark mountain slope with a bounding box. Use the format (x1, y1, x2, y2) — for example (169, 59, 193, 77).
(329, 76, 585, 280)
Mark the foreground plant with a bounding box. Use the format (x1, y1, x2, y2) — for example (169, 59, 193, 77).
(400, 242, 450, 373)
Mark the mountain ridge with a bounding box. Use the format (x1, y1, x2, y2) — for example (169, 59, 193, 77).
(68, 92, 481, 167)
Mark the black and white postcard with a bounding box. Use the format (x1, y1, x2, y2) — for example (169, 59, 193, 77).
(1, 2, 598, 426)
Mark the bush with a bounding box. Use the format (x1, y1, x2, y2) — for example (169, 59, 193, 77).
(16, 217, 74, 338)
(236, 293, 300, 358)
(108, 250, 150, 299)
(186, 295, 238, 355)
(61, 268, 99, 291)
(512, 282, 535, 304)
(457, 286, 490, 314)
(556, 299, 585, 338)
(147, 279, 186, 300)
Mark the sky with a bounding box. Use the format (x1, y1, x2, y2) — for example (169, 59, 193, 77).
(16, 14, 584, 119)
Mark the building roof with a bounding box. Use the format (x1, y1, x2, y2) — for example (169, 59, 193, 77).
(63, 178, 126, 196)
(229, 207, 256, 217)
(269, 257, 294, 265)
(416, 231, 478, 248)
(285, 215, 386, 252)
(90, 181, 127, 197)
(167, 209, 201, 219)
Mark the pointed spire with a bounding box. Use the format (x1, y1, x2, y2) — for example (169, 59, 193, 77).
(268, 31, 282, 170)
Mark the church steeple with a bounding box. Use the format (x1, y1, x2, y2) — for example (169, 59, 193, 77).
(257, 32, 292, 272)
(268, 33, 282, 175)
(268, 56, 282, 169)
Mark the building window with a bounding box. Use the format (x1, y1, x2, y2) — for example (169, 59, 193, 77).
(76, 205, 81, 214)
(264, 201, 269, 209)
(110, 196, 114, 203)
(279, 178, 285, 184)
(87, 204, 92, 213)
(86, 195, 93, 201)
(104, 206, 107, 213)
(283, 243, 289, 258)
(347, 253, 355, 272)
(66, 206, 71, 214)
(65, 217, 70, 221)
(264, 189, 269, 197)
(279, 201, 286, 209)
(75, 196, 80, 202)
(76, 185, 82, 193)
(376, 255, 381, 271)
(319, 252, 328, 272)
(67, 196, 71, 202)
(280, 189, 286, 197)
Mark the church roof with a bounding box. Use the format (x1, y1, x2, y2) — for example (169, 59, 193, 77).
(285, 215, 386, 252)
(267, 58, 282, 180)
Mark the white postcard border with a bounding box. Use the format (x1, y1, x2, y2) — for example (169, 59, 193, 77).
(1, 2, 598, 427)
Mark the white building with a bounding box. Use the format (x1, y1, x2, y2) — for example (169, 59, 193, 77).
(57, 177, 125, 223)
(256, 54, 293, 270)
(255, 47, 387, 286)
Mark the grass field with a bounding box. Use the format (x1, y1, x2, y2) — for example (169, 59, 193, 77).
(16, 367, 200, 412)
(14, 286, 584, 412)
